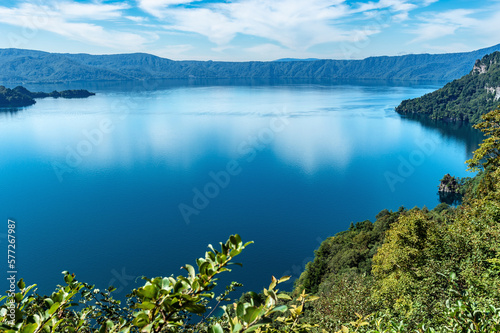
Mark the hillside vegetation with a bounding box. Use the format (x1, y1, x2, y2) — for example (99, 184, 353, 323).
(297, 107, 500, 332)
(396, 51, 500, 124)
(1, 44, 500, 83)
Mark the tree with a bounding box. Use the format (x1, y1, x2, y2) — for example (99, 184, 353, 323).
(466, 106, 500, 199)
(371, 209, 448, 324)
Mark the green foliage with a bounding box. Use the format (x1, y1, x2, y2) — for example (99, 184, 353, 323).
(466, 107, 500, 199)
(372, 209, 450, 324)
(296, 208, 406, 295)
(396, 52, 500, 124)
(443, 285, 500, 332)
(219, 279, 318, 333)
(304, 272, 374, 332)
(0, 235, 319, 333)
(127, 235, 253, 332)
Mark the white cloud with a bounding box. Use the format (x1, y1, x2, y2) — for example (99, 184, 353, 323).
(353, 0, 417, 14)
(242, 43, 325, 61)
(151, 44, 194, 58)
(422, 42, 471, 53)
(408, 9, 478, 43)
(142, 0, 437, 52)
(137, 0, 195, 18)
(125, 16, 148, 23)
(473, 8, 500, 43)
(158, 0, 374, 50)
(56, 2, 130, 20)
(0, 1, 152, 49)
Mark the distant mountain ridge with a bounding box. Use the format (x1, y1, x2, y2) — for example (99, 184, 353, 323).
(2, 45, 500, 83)
(396, 51, 500, 124)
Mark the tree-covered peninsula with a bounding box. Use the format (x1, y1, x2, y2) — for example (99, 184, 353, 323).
(396, 51, 500, 124)
(0, 85, 95, 108)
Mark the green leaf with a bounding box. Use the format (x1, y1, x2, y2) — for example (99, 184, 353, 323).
(229, 235, 239, 247)
(64, 273, 74, 284)
(236, 302, 245, 319)
(183, 264, 196, 278)
(173, 280, 189, 293)
(20, 323, 37, 333)
(268, 305, 287, 314)
(277, 294, 292, 300)
(233, 323, 243, 332)
(17, 278, 25, 290)
(243, 306, 262, 324)
(244, 319, 272, 333)
(278, 276, 290, 283)
(243, 241, 254, 248)
(99, 323, 107, 333)
(52, 318, 65, 332)
(48, 302, 60, 315)
(269, 276, 277, 290)
(234, 234, 242, 246)
(140, 323, 153, 332)
(137, 285, 157, 300)
(209, 323, 224, 333)
(184, 304, 206, 314)
(137, 302, 155, 310)
(161, 277, 171, 290)
(14, 292, 23, 303)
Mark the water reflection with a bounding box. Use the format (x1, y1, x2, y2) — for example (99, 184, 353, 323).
(438, 191, 463, 206)
(1, 83, 482, 177)
(16, 78, 447, 94)
(400, 114, 484, 157)
(0, 107, 23, 118)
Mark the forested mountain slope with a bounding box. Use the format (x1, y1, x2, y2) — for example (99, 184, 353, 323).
(1, 44, 500, 83)
(396, 51, 500, 124)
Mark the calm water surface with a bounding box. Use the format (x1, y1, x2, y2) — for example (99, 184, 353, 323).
(0, 80, 483, 297)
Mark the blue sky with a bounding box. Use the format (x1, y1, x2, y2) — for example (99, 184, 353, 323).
(0, 0, 498, 61)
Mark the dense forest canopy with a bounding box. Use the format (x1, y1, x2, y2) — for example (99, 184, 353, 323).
(396, 51, 500, 124)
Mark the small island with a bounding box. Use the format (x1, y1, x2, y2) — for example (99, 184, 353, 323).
(0, 85, 95, 108)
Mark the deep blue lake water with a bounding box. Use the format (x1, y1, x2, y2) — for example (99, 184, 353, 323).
(0, 79, 483, 298)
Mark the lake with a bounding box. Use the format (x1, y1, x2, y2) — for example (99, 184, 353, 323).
(0, 79, 484, 298)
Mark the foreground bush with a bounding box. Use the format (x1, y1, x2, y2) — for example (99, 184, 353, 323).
(0, 235, 318, 333)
